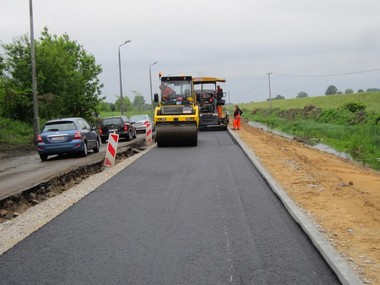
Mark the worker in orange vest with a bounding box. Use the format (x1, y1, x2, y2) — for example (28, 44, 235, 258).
(233, 105, 243, 130)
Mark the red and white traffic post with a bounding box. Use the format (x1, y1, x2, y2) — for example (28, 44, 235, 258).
(104, 133, 119, 167)
(145, 122, 153, 145)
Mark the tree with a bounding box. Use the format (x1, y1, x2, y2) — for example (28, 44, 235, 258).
(132, 91, 145, 111)
(0, 35, 33, 121)
(366, 88, 380, 93)
(325, 85, 338, 95)
(1, 27, 103, 122)
(0, 55, 7, 115)
(345, 89, 354, 94)
(97, 101, 114, 112)
(274, 94, 285, 100)
(115, 96, 132, 113)
(358, 89, 365, 93)
(296, 91, 308, 98)
(0, 55, 5, 76)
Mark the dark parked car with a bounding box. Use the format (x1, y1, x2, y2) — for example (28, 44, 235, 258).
(99, 116, 137, 143)
(130, 114, 155, 133)
(37, 117, 100, 161)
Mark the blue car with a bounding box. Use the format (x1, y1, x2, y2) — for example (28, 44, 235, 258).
(37, 117, 100, 161)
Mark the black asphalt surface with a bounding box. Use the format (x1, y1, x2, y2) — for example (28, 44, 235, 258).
(0, 131, 340, 284)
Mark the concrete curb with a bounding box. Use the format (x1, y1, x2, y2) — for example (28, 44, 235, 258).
(228, 129, 363, 285)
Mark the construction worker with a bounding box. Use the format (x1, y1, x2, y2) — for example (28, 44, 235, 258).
(160, 84, 174, 101)
(216, 85, 223, 101)
(217, 105, 223, 119)
(233, 105, 243, 130)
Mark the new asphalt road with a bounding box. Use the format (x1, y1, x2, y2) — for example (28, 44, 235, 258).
(0, 131, 340, 284)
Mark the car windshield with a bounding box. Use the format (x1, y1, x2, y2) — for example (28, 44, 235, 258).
(103, 118, 122, 126)
(42, 121, 76, 132)
(161, 81, 192, 105)
(130, 115, 147, 122)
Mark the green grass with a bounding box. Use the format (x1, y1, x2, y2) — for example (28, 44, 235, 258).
(238, 92, 380, 113)
(99, 110, 154, 119)
(244, 110, 380, 170)
(0, 117, 34, 149)
(227, 92, 380, 169)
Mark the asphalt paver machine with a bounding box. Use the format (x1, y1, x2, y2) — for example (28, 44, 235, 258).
(193, 77, 229, 130)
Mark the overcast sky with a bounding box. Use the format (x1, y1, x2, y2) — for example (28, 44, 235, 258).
(1, 0, 380, 104)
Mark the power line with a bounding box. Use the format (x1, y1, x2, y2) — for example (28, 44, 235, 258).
(242, 76, 267, 96)
(272, 68, 380, 78)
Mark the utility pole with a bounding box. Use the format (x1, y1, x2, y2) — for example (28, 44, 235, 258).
(29, 0, 39, 143)
(267, 72, 272, 112)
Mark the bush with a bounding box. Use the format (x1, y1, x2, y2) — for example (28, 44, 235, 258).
(317, 109, 355, 125)
(343, 102, 367, 113)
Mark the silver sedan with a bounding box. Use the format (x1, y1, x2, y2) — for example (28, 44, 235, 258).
(130, 114, 155, 133)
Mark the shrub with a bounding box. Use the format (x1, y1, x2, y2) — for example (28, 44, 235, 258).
(343, 102, 367, 113)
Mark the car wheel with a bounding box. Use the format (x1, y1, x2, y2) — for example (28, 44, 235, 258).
(133, 130, 137, 139)
(40, 154, 48, 161)
(93, 139, 100, 153)
(81, 142, 88, 157)
(125, 132, 131, 141)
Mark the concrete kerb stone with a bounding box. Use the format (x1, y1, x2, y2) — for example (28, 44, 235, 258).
(228, 128, 363, 285)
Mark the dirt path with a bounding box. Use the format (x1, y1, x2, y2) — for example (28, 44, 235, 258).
(236, 120, 380, 284)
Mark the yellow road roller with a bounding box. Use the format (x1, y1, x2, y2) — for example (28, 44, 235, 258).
(153, 75, 199, 147)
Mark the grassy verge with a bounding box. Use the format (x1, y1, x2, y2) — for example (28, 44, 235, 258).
(244, 110, 380, 170)
(0, 117, 34, 150)
(241, 92, 380, 113)
(0, 117, 34, 145)
(99, 110, 154, 119)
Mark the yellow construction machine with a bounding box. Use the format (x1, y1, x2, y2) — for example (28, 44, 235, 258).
(153, 75, 199, 147)
(193, 77, 229, 130)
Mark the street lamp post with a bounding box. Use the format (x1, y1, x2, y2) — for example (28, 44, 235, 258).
(118, 40, 131, 115)
(149, 61, 158, 106)
(29, 0, 39, 143)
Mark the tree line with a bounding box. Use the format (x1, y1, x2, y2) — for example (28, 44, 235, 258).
(97, 91, 150, 114)
(324, 85, 379, 96)
(0, 27, 104, 123)
(0, 27, 149, 124)
(268, 86, 379, 101)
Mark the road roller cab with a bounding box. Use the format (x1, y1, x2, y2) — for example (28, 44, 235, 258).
(153, 75, 199, 147)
